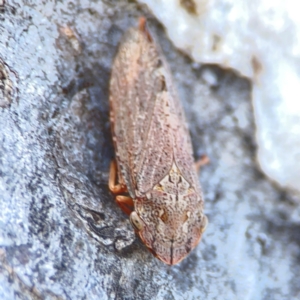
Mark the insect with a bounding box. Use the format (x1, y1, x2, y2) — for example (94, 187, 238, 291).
(109, 17, 208, 265)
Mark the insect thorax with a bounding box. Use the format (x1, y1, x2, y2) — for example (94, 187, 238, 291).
(136, 162, 201, 236)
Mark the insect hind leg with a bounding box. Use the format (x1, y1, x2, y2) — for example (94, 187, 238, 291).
(109, 160, 133, 215)
(109, 160, 128, 194)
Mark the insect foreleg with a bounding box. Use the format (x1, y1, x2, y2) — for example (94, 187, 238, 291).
(116, 195, 134, 216)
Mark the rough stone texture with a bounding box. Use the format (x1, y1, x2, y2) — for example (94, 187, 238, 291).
(1, 1, 300, 299)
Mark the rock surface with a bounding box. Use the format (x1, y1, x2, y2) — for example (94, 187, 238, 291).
(0, 0, 300, 299)
(139, 0, 300, 193)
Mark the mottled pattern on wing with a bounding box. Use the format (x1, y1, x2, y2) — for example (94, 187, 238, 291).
(110, 28, 173, 196)
(162, 69, 201, 193)
(110, 20, 207, 265)
(136, 90, 174, 193)
(173, 119, 201, 192)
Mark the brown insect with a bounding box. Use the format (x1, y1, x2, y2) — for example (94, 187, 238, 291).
(109, 17, 208, 265)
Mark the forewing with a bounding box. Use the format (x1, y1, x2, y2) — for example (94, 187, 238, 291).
(173, 117, 201, 193)
(135, 89, 174, 193)
(110, 27, 173, 195)
(164, 63, 202, 194)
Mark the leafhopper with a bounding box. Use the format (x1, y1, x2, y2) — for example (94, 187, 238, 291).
(109, 18, 208, 265)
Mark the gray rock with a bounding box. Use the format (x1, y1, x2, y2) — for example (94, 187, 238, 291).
(1, 1, 299, 299)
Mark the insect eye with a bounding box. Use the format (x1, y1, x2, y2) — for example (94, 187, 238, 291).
(200, 215, 208, 233)
(130, 211, 144, 231)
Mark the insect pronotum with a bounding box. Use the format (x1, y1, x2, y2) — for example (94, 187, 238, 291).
(109, 17, 208, 265)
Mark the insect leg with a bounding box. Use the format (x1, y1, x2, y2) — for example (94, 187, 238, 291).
(108, 160, 128, 194)
(194, 154, 210, 173)
(116, 195, 134, 216)
(138, 17, 152, 41)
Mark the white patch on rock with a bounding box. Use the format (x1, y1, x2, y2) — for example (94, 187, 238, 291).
(139, 0, 300, 192)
